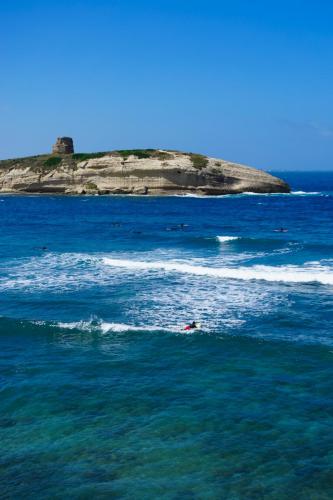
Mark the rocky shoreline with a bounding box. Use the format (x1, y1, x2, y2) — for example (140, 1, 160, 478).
(0, 144, 290, 196)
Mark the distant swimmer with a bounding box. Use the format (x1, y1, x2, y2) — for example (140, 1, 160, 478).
(274, 227, 288, 233)
(33, 246, 48, 251)
(167, 224, 188, 230)
(184, 321, 201, 331)
(166, 224, 188, 231)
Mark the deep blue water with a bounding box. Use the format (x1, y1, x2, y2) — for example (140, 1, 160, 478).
(1, 172, 333, 498)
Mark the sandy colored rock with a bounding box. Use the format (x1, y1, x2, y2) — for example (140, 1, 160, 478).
(0, 149, 290, 195)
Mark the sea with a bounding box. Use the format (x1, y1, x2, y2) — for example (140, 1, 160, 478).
(1, 171, 333, 499)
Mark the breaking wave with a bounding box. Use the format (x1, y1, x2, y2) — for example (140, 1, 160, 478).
(242, 191, 321, 196)
(172, 191, 324, 198)
(54, 319, 178, 333)
(291, 191, 320, 195)
(217, 236, 240, 243)
(0, 317, 183, 340)
(103, 257, 333, 286)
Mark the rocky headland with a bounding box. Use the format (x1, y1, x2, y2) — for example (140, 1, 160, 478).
(0, 139, 290, 195)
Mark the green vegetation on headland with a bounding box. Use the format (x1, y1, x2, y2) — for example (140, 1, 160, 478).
(0, 149, 209, 171)
(0, 154, 74, 174)
(189, 153, 209, 170)
(114, 149, 177, 161)
(43, 156, 62, 168)
(116, 149, 157, 159)
(0, 147, 291, 195)
(72, 152, 108, 161)
(73, 149, 170, 161)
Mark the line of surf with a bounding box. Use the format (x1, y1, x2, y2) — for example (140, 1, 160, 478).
(242, 191, 321, 196)
(102, 257, 333, 285)
(172, 191, 323, 198)
(55, 320, 177, 333)
(217, 236, 240, 242)
(0, 317, 179, 335)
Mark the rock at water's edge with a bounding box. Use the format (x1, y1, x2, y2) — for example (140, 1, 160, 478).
(0, 149, 290, 195)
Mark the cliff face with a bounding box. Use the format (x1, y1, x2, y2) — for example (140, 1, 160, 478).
(0, 150, 290, 195)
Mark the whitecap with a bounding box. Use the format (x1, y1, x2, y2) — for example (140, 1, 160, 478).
(291, 191, 320, 195)
(217, 236, 240, 243)
(102, 257, 333, 286)
(54, 319, 179, 334)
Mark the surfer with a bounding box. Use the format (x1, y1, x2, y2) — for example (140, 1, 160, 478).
(184, 321, 198, 331)
(274, 227, 288, 233)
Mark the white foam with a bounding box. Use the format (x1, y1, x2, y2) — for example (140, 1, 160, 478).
(56, 320, 97, 331)
(55, 320, 178, 333)
(217, 236, 240, 243)
(0, 253, 105, 292)
(170, 191, 324, 198)
(235, 191, 322, 197)
(291, 191, 320, 195)
(102, 257, 333, 286)
(242, 192, 265, 195)
(99, 322, 174, 333)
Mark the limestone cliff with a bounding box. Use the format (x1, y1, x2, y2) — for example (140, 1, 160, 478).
(0, 149, 290, 195)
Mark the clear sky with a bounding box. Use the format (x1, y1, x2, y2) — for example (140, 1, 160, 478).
(1, 0, 333, 170)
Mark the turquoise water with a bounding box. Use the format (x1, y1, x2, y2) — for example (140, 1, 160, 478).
(1, 172, 333, 498)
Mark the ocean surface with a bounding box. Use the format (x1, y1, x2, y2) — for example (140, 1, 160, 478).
(1, 171, 333, 498)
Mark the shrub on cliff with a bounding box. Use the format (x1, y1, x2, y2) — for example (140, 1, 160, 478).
(189, 153, 208, 170)
(116, 149, 156, 159)
(72, 149, 174, 162)
(44, 156, 62, 168)
(72, 152, 107, 161)
(85, 182, 98, 190)
(155, 151, 174, 160)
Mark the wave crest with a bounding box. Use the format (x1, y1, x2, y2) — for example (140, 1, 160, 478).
(217, 236, 240, 243)
(102, 257, 333, 286)
(55, 319, 176, 333)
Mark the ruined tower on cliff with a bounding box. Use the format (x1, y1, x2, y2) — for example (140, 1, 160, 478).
(52, 137, 74, 154)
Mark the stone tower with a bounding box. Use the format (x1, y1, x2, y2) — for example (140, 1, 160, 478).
(52, 137, 74, 154)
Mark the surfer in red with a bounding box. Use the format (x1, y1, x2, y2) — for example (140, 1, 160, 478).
(184, 321, 198, 331)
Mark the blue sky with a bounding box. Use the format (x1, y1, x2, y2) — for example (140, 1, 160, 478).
(1, 0, 333, 170)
